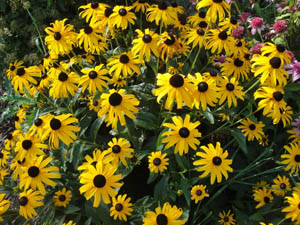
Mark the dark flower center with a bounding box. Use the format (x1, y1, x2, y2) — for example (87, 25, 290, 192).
(269, 57, 281, 69)
(164, 35, 175, 46)
(276, 44, 285, 52)
(84, 25, 93, 34)
(119, 8, 127, 16)
(112, 145, 121, 154)
(18, 158, 26, 165)
(41, 73, 47, 79)
(19, 197, 28, 206)
(143, 34, 152, 43)
(272, 91, 283, 101)
(236, 40, 242, 47)
(226, 83, 235, 91)
(10, 65, 15, 71)
(199, 21, 207, 28)
(224, 216, 229, 222)
(249, 124, 256, 130)
(14, 115, 19, 121)
(91, 2, 99, 9)
(88, 71, 98, 79)
(158, 2, 168, 10)
(156, 214, 168, 225)
(178, 14, 187, 25)
(212, 156, 222, 166)
(153, 158, 161, 166)
(54, 32, 62, 40)
(59, 194, 66, 202)
(0, 152, 3, 159)
(28, 166, 40, 177)
(50, 118, 62, 130)
(197, 29, 205, 36)
(17, 68, 25, 76)
(179, 127, 190, 138)
(120, 54, 130, 64)
(213, 0, 223, 2)
(22, 140, 32, 150)
(218, 31, 228, 40)
(280, 183, 286, 189)
(131, 156, 138, 163)
(109, 93, 123, 106)
(91, 161, 97, 167)
(58, 72, 68, 81)
(234, 58, 244, 67)
(139, 0, 146, 3)
(294, 155, 300, 163)
(93, 174, 106, 188)
(34, 118, 43, 127)
(115, 203, 123, 211)
(198, 11, 206, 18)
(196, 190, 202, 196)
(169, 74, 184, 88)
(198, 82, 208, 92)
(105, 7, 113, 17)
(93, 100, 98, 106)
(7, 133, 13, 140)
(230, 18, 237, 25)
(210, 71, 217, 77)
(244, 54, 250, 60)
(171, 2, 178, 7)
(264, 196, 270, 203)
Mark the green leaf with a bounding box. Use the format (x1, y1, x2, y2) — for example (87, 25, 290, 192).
(147, 172, 159, 184)
(90, 116, 105, 141)
(79, 111, 95, 137)
(254, 3, 263, 18)
(175, 154, 189, 171)
(180, 178, 191, 207)
(286, 83, 300, 92)
(134, 112, 158, 130)
(203, 108, 214, 124)
(230, 128, 247, 154)
(154, 175, 169, 202)
(65, 204, 81, 214)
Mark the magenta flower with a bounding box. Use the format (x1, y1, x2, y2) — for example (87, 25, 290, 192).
(239, 12, 251, 23)
(273, 20, 287, 33)
(232, 26, 245, 39)
(291, 118, 300, 136)
(251, 43, 264, 55)
(292, 61, 300, 83)
(248, 17, 265, 35)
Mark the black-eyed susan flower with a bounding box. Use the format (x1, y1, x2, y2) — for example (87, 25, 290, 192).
(78, 149, 112, 174)
(110, 194, 133, 222)
(79, 64, 109, 95)
(28, 114, 52, 139)
(148, 151, 169, 173)
(39, 71, 52, 90)
(87, 97, 102, 112)
(79, 2, 108, 22)
(63, 221, 76, 225)
(14, 108, 26, 129)
(188, 11, 207, 27)
(254, 86, 287, 123)
(15, 133, 47, 161)
(146, 3, 177, 28)
(237, 118, 265, 141)
(162, 114, 201, 155)
(77, 18, 106, 54)
(158, 32, 181, 62)
(95, 5, 114, 32)
(110, 76, 127, 88)
(53, 188, 72, 207)
(220, 56, 250, 81)
(79, 53, 95, 65)
(272, 175, 290, 196)
(42, 113, 80, 149)
(0, 169, 8, 185)
(253, 187, 274, 209)
(153, 73, 194, 110)
(42, 52, 58, 70)
(219, 17, 239, 32)
(218, 77, 245, 108)
(0, 150, 10, 167)
(132, 0, 150, 13)
(11, 66, 41, 94)
(110, 6, 136, 30)
(276, 105, 293, 127)
(196, 0, 230, 23)
(45, 19, 77, 56)
(0, 194, 9, 221)
(281, 142, 300, 174)
(189, 73, 220, 111)
(20, 156, 61, 195)
(6, 60, 24, 79)
(191, 185, 209, 203)
(173, 13, 190, 31)
(218, 210, 236, 225)
(258, 134, 269, 147)
(10, 157, 27, 181)
(132, 28, 160, 62)
(107, 51, 141, 79)
(253, 180, 269, 193)
(251, 55, 289, 86)
(261, 42, 291, 65)
(194, 142, 233, 185)
(185, 27, 207, 49)
(79, 162, 123, 207)
(49, 70, 79, 99)
(231, 39, 249, 58)
(206, 29, 234, 55)
(18, 189, 44, 219)
(143, 202, 185, 225)
(282, 192, 300, 224)
(97, 89, 139, 129)
(107, 138, 134, 167)
(203, 71, 223, 86)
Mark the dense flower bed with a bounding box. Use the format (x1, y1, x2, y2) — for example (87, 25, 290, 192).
(1, 0, 300, 224)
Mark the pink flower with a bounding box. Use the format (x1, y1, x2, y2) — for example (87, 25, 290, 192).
(251, 43, 264, 55)
(273, 20, 287, 33)
(249, 17, 265, 35)
(232, 26, 245, 39)
(292, 118, 300, 136)
(240, 12, 251, 23)
(286, 50, 295, 62)
(292, 61, 300, 83)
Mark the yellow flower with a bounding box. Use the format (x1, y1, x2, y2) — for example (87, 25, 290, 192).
(0, 194, 10, 221)
(18, 189, 44, 219)
(148, 151, 169, 173)
(110, 6, 136, 30)
(218, 210, 236, 225)
(53, 188, 72, 208)
(282, 192, 300, 223)
(110, 194, 133, 221)
(107, 137, 134, 167)
(191, 185, 209, 203)
(146, 3, 177, 28)
(237, 118, 265, 141)
(196, 0, 230, 23)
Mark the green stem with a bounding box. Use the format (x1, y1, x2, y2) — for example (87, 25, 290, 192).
(244, 79, 260, 94)
(189, 46, 201, 74)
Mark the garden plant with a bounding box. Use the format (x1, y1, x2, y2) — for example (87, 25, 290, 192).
(1, 0, 300, 224)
